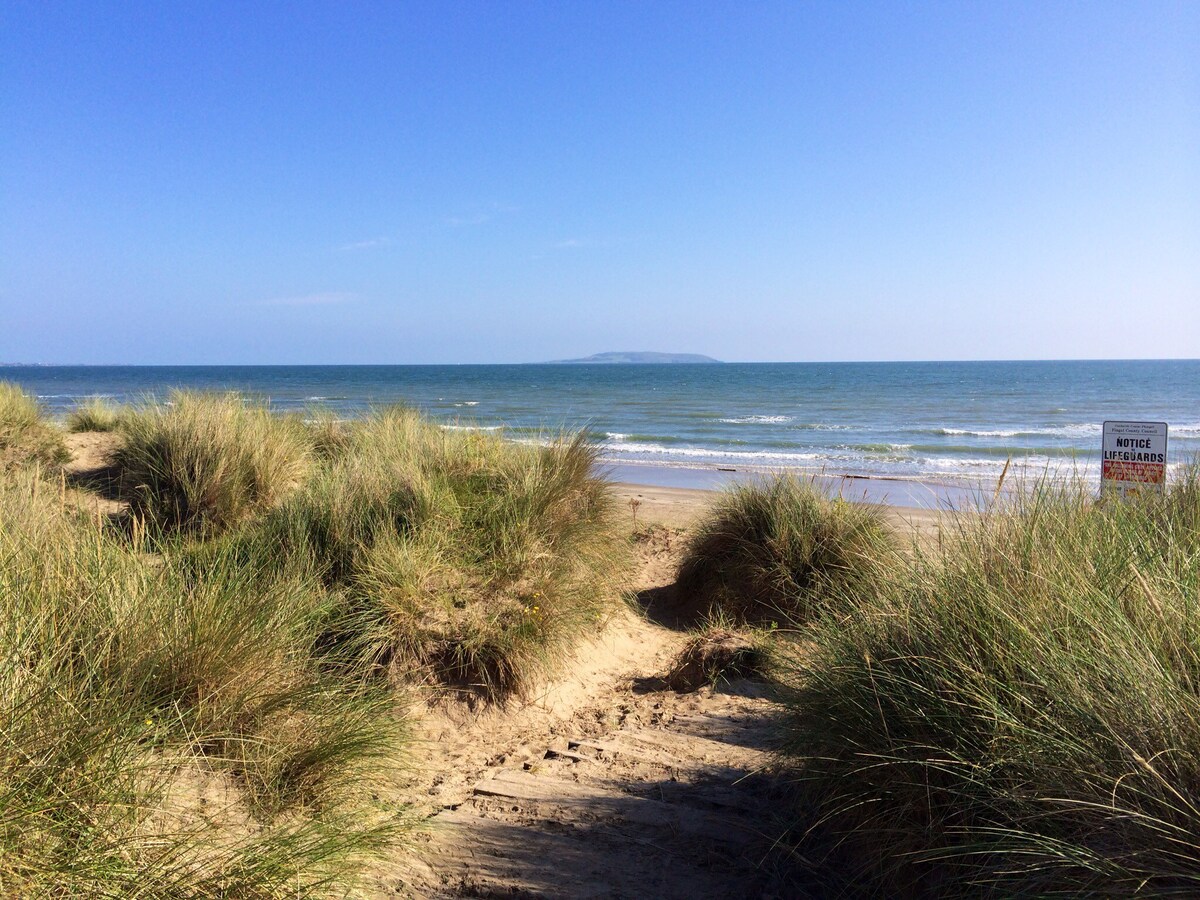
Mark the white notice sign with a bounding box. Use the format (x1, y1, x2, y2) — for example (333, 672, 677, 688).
(1101, 421, 1168, 498)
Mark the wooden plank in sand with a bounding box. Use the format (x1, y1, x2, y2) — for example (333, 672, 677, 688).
(471, 769, 762, 847)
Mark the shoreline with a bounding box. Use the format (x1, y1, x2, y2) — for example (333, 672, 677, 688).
(10, 362, 1196, 492)
(604, 461, 998, 511)
(611, 479, 950, 542)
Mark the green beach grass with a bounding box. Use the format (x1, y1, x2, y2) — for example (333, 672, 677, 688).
(675, 473, 896, 625)
(219, 407, 631, 697)
(763, 470, 1200, 896)
(113, 391, 314, 535)
(0, 392, 631, 893)
(0, 468, 405, 896)
(64, 395, 127, 433)
(0, 381, 69, 471)
(102, 397, 629, 695)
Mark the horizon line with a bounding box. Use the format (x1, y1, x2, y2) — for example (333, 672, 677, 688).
(4, 357, 1200, 367)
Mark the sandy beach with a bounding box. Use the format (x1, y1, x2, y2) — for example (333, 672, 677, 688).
(612, 478, 950, 541)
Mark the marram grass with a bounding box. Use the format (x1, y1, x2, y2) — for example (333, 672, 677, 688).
(220, 407, 632, 698)
(0, 469, 407, 897)
(675, 473, 896, 624)
(65, 395, 127, 432)
(779, 467, 1200, 897)
(0, 380, 68, 471)
(0, 392, 636, 891)
(120, 400, 630, 697)
(114, 391, 313, 534)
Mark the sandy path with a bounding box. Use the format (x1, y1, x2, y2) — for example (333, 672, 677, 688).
(385, 482, 960, 897)
(397, 679, 797, 899)
(386, 491, 813, 899)
(61, 431, 126, 517)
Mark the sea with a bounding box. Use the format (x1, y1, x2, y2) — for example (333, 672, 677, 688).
(6, 361, 1199, 505)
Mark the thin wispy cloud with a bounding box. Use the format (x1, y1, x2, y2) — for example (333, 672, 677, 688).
(444, 213, 491, 227)
(443, 203, 520, 229)
(335, 236, 391, 252)
(554, 235, 637, 250)
(258, 292, 356, 307)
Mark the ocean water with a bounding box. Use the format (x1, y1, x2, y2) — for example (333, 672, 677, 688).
(7, 361, 1199, 489)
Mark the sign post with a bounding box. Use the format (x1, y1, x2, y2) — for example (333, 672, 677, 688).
(1101, 421, 1168, 498)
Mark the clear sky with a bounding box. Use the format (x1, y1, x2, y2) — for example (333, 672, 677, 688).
(2, 1, 1197, 364)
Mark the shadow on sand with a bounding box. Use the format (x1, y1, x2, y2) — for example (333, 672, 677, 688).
(420, 698, 815, 899)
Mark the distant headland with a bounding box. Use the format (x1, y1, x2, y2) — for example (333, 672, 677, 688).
(545, 351, 722, 364)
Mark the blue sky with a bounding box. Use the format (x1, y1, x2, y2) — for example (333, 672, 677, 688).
(2, 1, 1196, 363)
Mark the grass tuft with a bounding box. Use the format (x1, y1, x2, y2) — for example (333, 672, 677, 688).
(0, 469, 408, 896)
(303, 409, 354, 460)
(0, 381, 68, 471)
(676, 474, 895, 624)
(779, 468, 1200, 896)
(65, 396, 126, 432)
(3, 393, 636, 889)
(114, 391, 312, 534)
(224, 408, 631, 698)
(665, 625, 771, 692)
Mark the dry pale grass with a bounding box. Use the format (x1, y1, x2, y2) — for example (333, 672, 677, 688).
(780, 467, 1200, 897)
(0, 381, 68, 471)
(64, 396, 126, 433)
(676, 474, 896, 625)
(218, 408, 632, 698)
(665, 627, 770, 692)
(0, 469, 406, 896)
(114, 391, 312, 534)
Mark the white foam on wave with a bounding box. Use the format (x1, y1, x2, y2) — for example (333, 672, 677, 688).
(715, 417, 860, 431)
(599, 436, 1092, 473)
(936, 424, 1101, 439)
(602, 439, 826, 463)
(440, 423, 502, 432)
(846, 443, 913, 452)
(719, 414, 793, 425)
(923, 455, 1059, 471)
(40, 393, 120, 400)
(938, 428, 1019, 437)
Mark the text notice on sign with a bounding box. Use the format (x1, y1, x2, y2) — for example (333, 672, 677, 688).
(1101, 421, 1168, 498)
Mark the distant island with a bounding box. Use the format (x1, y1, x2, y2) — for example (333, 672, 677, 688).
(545, 351, 722, 364)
